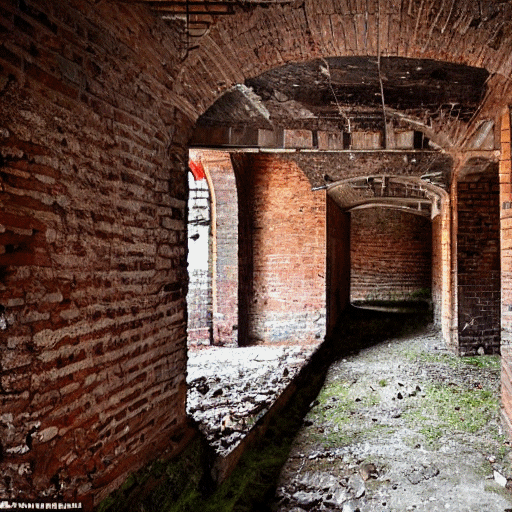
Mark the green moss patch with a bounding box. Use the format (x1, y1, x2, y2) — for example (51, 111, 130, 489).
(404, 383, 500, 443)
(96, 437, 210, 512)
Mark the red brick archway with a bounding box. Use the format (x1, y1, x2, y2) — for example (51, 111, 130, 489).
(179, 1, 512, 147)
(177, 1, 512, 359)
(4, 1, 512, 507)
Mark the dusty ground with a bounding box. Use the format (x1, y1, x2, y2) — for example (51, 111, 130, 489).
(185, 316, 512, 512)
(272, 325, 512, 512)
(187, 344, 317, 455)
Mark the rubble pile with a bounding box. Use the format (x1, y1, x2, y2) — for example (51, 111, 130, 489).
(187, 345, 316, 455)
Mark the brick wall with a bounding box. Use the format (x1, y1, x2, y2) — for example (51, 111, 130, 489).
(235, 154, 326, 344)
(350, 209, 432, 303)
(200, 151, 238, 346)
(326, 196, 350, 336)
(502, 109, 512, 437)
(457, 171, 500, 355)
(0, 1, 191, 507)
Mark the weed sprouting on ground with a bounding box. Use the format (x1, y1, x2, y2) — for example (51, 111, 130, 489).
(405, 383, 500, 443)
(410, 350, 501, 371)
(460, 355, 501, 370)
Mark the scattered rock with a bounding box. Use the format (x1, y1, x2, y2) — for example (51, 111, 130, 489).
(187, 344, 315, 455)
(406, 464, 439, 485)
(494, 470, 507, 487)
(359, 463, 378, 481)
(220, 414, 233, 432)
(297, 471, 339, 490)
(342, 499, 363, 512)
(347, 474, 366, 498)
(324, 487, 350, 507)
(292, 490, 322, 507)
(211, 387, 223, 397)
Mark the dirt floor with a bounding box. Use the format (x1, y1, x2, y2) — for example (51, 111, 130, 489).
(272, 325, 512, 512)
(186, 312, 512, 512)
(187, 344, 317, 455)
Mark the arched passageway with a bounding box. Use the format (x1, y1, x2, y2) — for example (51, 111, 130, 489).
(4, 1, 512, 507)
(190, 51, 501, 357)
(187, 150, 239, 347)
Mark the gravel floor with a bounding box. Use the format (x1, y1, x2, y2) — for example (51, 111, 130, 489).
(187, 344, 317, 455)
(186, 317, 512, 512)
(272, 325, 512, 512)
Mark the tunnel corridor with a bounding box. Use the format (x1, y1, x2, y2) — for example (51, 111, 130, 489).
(4, 1, 512, 509)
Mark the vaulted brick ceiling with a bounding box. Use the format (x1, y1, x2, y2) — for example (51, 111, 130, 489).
(128, 1, 494, 138)
(195, 57, 489, 133)
(130, 0, 497, 215)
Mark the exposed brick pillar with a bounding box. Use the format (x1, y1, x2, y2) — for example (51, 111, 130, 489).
(200, 151, 239, 346)
(457, 169, 500, 355)
(326, 197, 350, 336)
(501, 109, 512, 437)
(234, 154, 326, 345)
(432, 198, 452, 341)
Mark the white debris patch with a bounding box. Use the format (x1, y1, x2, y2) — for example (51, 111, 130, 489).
(187, 345, 316, 456)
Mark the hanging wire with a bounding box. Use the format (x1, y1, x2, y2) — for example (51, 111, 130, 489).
(377, 0, 387, 148)
(320, 58, 352, 134)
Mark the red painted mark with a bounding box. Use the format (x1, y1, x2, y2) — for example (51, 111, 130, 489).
(189, 160, 206, 181)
